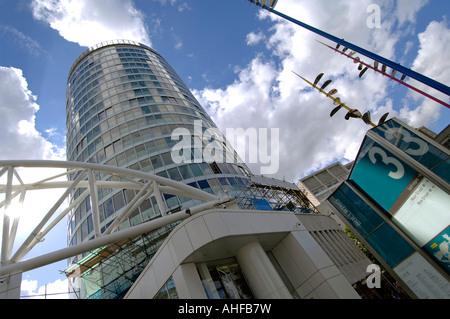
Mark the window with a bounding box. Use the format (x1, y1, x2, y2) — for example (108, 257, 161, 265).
(155, 138, 168, 151)
(129, 209, 142, 227)
(122, 135, 133, 148)
(197, 179, 213, 194)
(113, 192, 125, 211)
(105, 144, 114, 158)
(199, 162, 213, 175)
(151, 155, 163, 170)
(139, 159, 152, 172)
(164, 194, 180, 211)
(135, 144, 146, 158)
(145, 141, 158, 154)
(156, 170, 168, 178)
(208, 178, 222, 195)
(139, 200, 155, 221)
(154, 277, 178, 299)
(116, 152, 126, 166)
(141, 105, 151, 114)
(161, 152, 173, 166)
(125, 148, 137, 162)
(167, 167, 181, 181)
(189, 164, 203, 177)
(178, 165, 193, 180)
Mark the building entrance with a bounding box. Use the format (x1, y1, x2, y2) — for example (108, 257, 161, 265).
(197, 260, 253, 299)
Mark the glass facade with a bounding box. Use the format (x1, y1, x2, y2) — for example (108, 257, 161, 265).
(65, 40, 253, 298)
(328, 182, 415, 267)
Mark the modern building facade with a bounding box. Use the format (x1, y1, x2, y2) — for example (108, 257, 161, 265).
(65, 40, 258, 298)
(298, 161, 353, 229)
(299, 162, 353, 204)
(65, 38, 256, 245)
(65, 40, 364, 299)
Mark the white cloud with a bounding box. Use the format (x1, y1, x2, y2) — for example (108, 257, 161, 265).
(246, 31, 265, 46)
(153, 0, 191, 12)
(412, 20, 450, 84)
(20, 279, 38, 297)
(396, 0, 429, 26)
(0, 25, 49, 57)
(31, 0, 151, 47)
(193, 0, 437, 181)
(0, 67, 67, 265)
(400, 20, 450, 128)
(21, 278, 69, 299)
(0, 67, 65, 161)
(174, 37, 183, 49)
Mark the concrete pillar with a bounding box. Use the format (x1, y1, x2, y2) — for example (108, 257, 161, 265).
(236, 241, 292, 299)
(172, 263, 207, 299)
(197, 263, 220, 299)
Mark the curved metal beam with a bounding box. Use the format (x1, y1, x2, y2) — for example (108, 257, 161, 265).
(0, 160, 224, 274)
(0, 160, 218, 202)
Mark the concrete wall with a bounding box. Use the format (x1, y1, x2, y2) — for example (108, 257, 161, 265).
(272, 231, 360, 299)
(0, 272, 22, 299)
(297, 214, 372, 285)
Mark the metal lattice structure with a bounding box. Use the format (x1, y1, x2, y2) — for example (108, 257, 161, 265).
(234, 174, 320, 214)
(0, 160, 230, 279)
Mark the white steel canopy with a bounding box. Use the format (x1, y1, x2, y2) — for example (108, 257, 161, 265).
(0, 160, 229, 277)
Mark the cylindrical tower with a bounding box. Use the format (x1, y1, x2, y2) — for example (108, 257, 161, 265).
(65, 40, 252, 298)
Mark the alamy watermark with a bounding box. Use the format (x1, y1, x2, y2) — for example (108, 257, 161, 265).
(367, 4, 381, 29)
(366, 264, 381, 288)
(170, 120, 279, 175)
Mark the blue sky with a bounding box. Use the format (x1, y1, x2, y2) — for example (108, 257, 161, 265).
(0, 0, 449, 298)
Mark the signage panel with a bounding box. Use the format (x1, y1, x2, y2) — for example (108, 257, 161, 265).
(328, 182, 384, 237)
(393, 252, 450, 299)
(349, 136, 417, 212)
(391, 176, 450, 248)
(424, 226, 450, 275)
(329, 183, 414, 268)
(372, 119, 450, 183)
(330, 119, 450, 296)
(346, 119, 450, 276)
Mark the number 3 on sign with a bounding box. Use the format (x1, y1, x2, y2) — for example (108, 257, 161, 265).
(384, 127, 429, 156)
(368, 147, 405, 180)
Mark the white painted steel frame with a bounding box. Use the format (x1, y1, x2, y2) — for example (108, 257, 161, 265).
(0, 160, 227, 277)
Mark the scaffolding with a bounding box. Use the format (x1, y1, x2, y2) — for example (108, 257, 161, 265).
(64, 222, 179, 299)
(234, 174, 321, 214)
